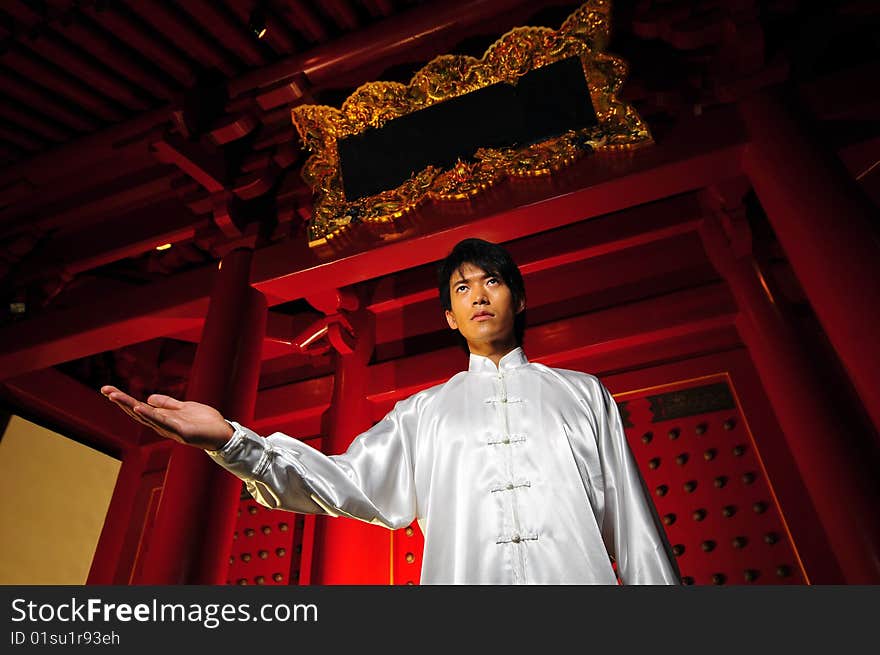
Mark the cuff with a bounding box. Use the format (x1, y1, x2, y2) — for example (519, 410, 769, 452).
(205, 419, 246, 458)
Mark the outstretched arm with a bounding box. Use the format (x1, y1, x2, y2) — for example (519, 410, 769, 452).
(100, 385, 419, 530)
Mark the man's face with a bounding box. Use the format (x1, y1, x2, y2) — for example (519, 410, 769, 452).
(445, 262, 524, 352)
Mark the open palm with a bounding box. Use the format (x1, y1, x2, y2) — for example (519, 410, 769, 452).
(100, 385, 233, 451)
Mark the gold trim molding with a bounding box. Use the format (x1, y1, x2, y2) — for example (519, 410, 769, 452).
(291, 0, 650, 247)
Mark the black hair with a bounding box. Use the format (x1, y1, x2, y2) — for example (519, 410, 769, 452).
(437, 238, 527, 348)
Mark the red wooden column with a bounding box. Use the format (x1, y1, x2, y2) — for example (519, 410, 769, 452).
(87, 445, 146, 584)
(308, 291, 390, 584)
(739, 87, 880, 434)
(700, 215, 880, 583)
(135, 248, 267, 584)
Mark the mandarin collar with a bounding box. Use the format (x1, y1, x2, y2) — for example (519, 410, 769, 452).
(467, 347, 529, 374)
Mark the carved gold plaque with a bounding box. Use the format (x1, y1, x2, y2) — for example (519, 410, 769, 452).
(291, 0, 650, 247)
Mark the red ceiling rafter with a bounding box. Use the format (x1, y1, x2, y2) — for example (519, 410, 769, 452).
(22, 29, 153, 111)
(125, 0, 240, 78)
(276, 0, 330, 45)
(178, 0, 267, 69)
(0, 102, 72, 143)
(1, 44, 126, 122)
(0, 68, 99, 132)
(58, 14, 180, 101)
(320, 0, 362, 32)
(82, 3, 199, 87)
(360, 0, 395, 19)
(232, 0, 572, 102)
(237, 1, 301, 56)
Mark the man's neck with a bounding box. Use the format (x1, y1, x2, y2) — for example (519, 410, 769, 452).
(468, 342, 519, 367)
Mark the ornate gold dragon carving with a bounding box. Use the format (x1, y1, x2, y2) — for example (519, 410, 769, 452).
(291, 0, 650, 246)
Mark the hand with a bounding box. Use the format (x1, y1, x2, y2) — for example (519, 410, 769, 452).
(100, 385, 234, 451)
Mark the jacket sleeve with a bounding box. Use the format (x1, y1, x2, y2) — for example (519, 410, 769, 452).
(204, 395, 421, 531)
(593, 381, 682, 585)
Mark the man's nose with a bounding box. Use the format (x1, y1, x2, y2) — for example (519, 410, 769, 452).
(472, 292, 489, 305)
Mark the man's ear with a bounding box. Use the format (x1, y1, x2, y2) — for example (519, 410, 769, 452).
(445, 310, 458, 330)
(516, 298, 526, 314)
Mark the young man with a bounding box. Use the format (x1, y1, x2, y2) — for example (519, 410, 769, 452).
(102, 238, 680, 585)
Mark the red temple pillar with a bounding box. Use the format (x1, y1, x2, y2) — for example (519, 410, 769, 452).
(700, 215, 880, 583)
(739, 87, 880, 435)
(135, 248, 266, 584)
(309, 295, 390, 584)
(87, 445, 146, 584)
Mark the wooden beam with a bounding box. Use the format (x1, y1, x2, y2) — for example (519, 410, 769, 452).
(0, 368, 145, 454)
(0, 266, 213, 380)
(0, 117, 744, 380)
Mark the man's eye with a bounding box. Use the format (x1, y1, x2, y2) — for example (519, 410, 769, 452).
(456, 285, 468, 292)
(487, 278, 499, 285)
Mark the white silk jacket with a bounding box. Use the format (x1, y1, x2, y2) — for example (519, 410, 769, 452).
(206, 347, 681, 585)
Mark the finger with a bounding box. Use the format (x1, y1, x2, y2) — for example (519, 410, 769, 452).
(99, 387, 167, 434)
(101, 387, 182, 441)
(101, 384, 125, 398)
(132, 408, 178, 440)
(135, 404, 186, 443)
(146, 393, 185, 410)
(102, 388, 141, 419)
(110, 397, 153, 428)
(132, 402, 173, 430)
(106, 389, 142, 412)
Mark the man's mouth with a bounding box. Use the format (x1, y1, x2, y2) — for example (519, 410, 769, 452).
(471, 311, 494, 321)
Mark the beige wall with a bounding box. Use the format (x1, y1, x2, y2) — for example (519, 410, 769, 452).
(0, 414, 120, 584)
